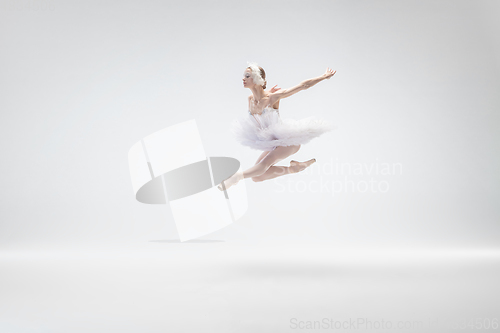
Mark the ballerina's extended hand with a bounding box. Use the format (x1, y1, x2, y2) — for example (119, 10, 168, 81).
(324, 67, 336, 79)
(267, 85, 281, 93)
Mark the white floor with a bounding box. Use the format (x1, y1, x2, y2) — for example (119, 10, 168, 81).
(1, 242, 499, 333)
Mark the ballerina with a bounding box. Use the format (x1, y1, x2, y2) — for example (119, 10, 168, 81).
(218, 62, 336, 191)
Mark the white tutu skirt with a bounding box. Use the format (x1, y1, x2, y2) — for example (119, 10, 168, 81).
(230, 109, 337, 151)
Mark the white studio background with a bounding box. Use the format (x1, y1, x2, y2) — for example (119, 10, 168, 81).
(0, 0, 499, 249)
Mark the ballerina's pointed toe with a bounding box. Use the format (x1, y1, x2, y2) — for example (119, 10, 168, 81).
(217, 171, 244, 191)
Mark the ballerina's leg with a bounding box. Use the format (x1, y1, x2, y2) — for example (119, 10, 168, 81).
(242, 144, 301, 179)
(252, 148, 317, 182)
(251, 165, 294, 182)
(255, 150, 271, 165)
(252, 158, 316, 182)
(219, 145, 300, 191)
(217, 145, 301, 191)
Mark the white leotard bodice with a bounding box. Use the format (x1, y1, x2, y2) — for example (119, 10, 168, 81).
(248, 106, 279, 116)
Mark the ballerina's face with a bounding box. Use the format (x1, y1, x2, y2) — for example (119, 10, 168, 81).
(242, 68, 254, 88)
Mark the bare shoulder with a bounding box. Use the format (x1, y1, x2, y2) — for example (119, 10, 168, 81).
(248, 93, 278, 109)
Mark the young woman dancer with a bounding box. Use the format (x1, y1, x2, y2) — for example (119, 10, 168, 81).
(218, 62, 336, 191)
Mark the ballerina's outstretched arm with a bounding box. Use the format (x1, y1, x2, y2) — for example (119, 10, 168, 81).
(268, 67, 336, 105)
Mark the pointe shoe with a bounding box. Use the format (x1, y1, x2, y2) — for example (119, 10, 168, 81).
(290, 158, 316, 165)
(290, 158, 316, 172)
(217, 171, 244, 191)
